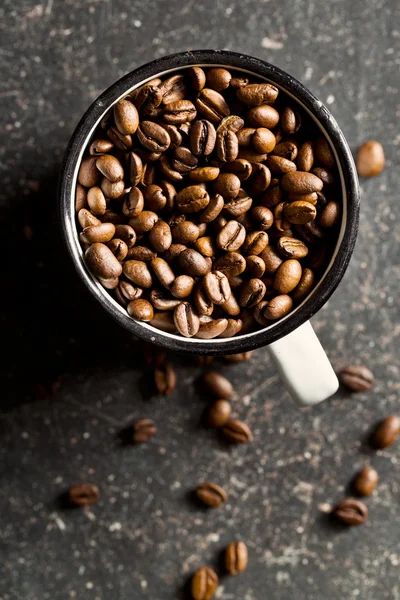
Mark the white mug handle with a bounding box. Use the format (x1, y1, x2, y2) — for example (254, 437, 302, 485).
(267, 320, 338, 406)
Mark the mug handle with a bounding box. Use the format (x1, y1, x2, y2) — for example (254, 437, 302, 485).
(267, 320, 338, 406)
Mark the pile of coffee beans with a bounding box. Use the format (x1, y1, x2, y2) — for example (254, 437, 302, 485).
(76, 66, 342, 338)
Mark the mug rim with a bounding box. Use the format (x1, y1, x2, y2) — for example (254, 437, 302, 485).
(59, 49, 360, 355)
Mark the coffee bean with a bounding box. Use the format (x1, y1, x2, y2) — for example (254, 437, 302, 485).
(96, 154, 124, 182)
(356, 140, 385, 177)
(197, 193, 224, 223)
(150, 290, 180, 311)
(107, 126, 132, 150)
(353, 466, 379, 496)
(272, 140, 298, 161)
(179, 248, 211, 277)
(171, 221, 199, 244)
(196, 88, 230, 122)
(150, 311, 177, 332)
(260, 245, 283, 274)
(220, 292, 241, 316)
(217, 220, 246, 252)
(160, 74, 186, 104)
(107, 238, 128, 261)
(68, 484, 99, 507)
(277, 236, 309, 259)
(196, 481, 228, 507)
(216, 129, 239, 162)
(187, 67, 206, 91)
(225, 541, 248, 575)
(197, 318, 228, 338)
(223, 351, 253, 363)
(204, 271, 231, 305)
(217, 114, 245, 133)
(333, 498, 368, 526)
(222, 419, 252, 443)
(189, 166, 220, 183)
(274, 259, 302, 294)
(242, 231, 269, 256)
(219, 318, 243, 337)
(251, 206, 274, 231)
(248, 163, 271, 195)
(284, 201, 317, 225)
(142, 185, 167, 211)
(80, 222, 116, 244)
(114, 99, 139, 135)
(122, 187, 144, 217)
(171, 275, 195, 298)
(292, 267, 315, 301)
(281, 106, 301, 134)
(238, 147, 267, 163)
(148, 221, 172, 253)
(171, 146, 198, 174)
(319, 200, 341, 228)
(134, 83, 162, 112)
(154, 362, 176, 395)
(132, 418, 157, 443)
(89, 138, 114, 155)
(253, 300, 270, 325)
(371, 415, 400, 449)
(207, 399, 232, 427)
(267, 155, 297, 175)
(287, 191, 318, 205)
(237, 83, 279, 106)
(239, 278, 266, 308)
(129, 210, 158, 234)
(128, 152, 144, 186)
(281, 171, 323, 194)
(194, 236, 217, 257)
(151, 257, 175, 288)
(190, 119, 216, 156)
(246, 104, 280, 128)
(78, 156, 99, 187)
(126, 246, 157, 262)
(78, 208, 101, 229)
(119, 280, 143, 301)
(338, 365, 374, 392)
(191, 567, 218, 600)
(260, 178, 282, 207)
(176, 185, 210, 213)
(163, 99, 197, 124)
(86, 186, 106, 215)
(123, 260, 152, 288)
(246, 255, 265, 278)
(263, 294, 293, 320)
(174, 301, 200, 337)
(127, 298, 154, 321)
(315, 136, 335, 169)
(194, 355, 214, 366)
(203, 371, 233, 399)
(206, 67, 232, 91)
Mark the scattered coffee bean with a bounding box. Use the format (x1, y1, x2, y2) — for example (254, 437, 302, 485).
(132, 418, 157, 443)
(223, 351, 253, 363)
(76, 66, 341, 338)
(154, 361, 177, 396)
(191, 567, 218, 600)
(68, 484, 100, 507)
(333, 498, 368, 526)
(202, 371, 233, 399)
(371, 415, 400, 449)
(338, 365, 374, 392)
(195, 482, 228, 507)
(222, 419, 253, 443)
(225, 541, 248, 575)
(207, 399, 232, 428)
(356, 140, 385, 177)
(353, 466, 379, 496)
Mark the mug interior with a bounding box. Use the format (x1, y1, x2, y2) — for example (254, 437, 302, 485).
(60, 50, 359, 355)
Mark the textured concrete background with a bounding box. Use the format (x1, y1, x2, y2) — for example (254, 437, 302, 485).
(1, 0, 399, 598)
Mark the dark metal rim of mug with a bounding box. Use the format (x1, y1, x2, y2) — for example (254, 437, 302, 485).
(58, 49, 360, 356)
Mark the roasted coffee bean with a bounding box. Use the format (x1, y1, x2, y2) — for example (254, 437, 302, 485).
(132, 418, 157, 443)
(114, 99, 139, 135)
(246, 255, 265, 278)
(162, 243, 186, 262)
(160, 179, 177, 210)
(89, 138, 114, 155)
(208, 399, 232, 427)
(217, 220, 246, 251)
(129, 210, 158, 234)
(260, 178, 282, 207)
(196, 88, 230, 122)
(213, 215, 228, 233)
(142, 185, 167, 211)
(277, 236, 309, 259)
(246, 104, 280, 128)
(281, 106, 301, 134)
(160, 74, 186, 104)
(237, 83, 278, 106)
(193, 284, 214, 316)
(148, 221, 172, 252)
(251, 206, 274, 231)
(75, 183, 87, 212)
(223, 351, 253, 363)
(137, 120, 170, 153)
(274, 259, 302, 294)
(123, 260, 152, 288)
(196, 481, 227, 507)
(107, 126, 132, 151)
(78, 208, 101, 229)
(100, 209, 125, 225)
(174, 301, 200, 337)
(356, 140, 385, 177)
(191, 567, 218, 600)
(171, 221, 199, 244)
(284, 201, 317, 225)
(154, 362, 176, 395)
(222, 419, 253, 443)
(176, 185, 210, 213)
(194, 236, 217, 257)
(171, 275, 195, 298)
(199, 193, 224, 223)
(242, 231, 269, 255)
(151, 311, 177, 332)
(239, 278, 266, 308)
(319, 200, 340, 228)
(253, 300, 270, 325)
(260, 245, 283, 274)
(223, 158, 252, 181)
(134, 84, 162, 112)
(96, 154, 124, 182)
(224, 192, 253, 218)
(80, 222, 115, 244)
(119, 280, 143, 301)
(171, 146, 198, 173)
(150, 289, 180, 310)
(190, 119, 217, 156)
(128, 152, 144, 186)
(160, 123, 182, 149)
(98, 276, 119, 290)
(151, 257, 175, 288)
(238, 147, 267, 163)
(203, 371, 233, 399)
(312, 167, 335, 187)
(220, 292, 240, 316)
(272, 140, 298, 161)
(371, 416, 400, 449)
(267, 155, 297, 175)
(187, 66, 206, 91)
(219, 318, 243, 337)
(315, 136, 335, 168)
(68, 484, 99, 507)
(78, 156, 99, 187)
(122, 187, 144, 217)
(179, 248, 211, 277)
(353, 467, 379, 497)
(213, 173, 241, 200)
(217, 114, 245, 133)
(107, 238, 128, 261)
(196, 318, 228, 338)
(263, 294, 293, 320)
(127, 298, 154, 321)
(206, 68, 232, 91)
(292, 267, 314, 302)
(287, 191, 318, 205)
(248, 163, 271, 195)
(163, 99, 197, 124)
(225, 541, 248, 575)
(333, 498, 368, 526)
(230, 75, 249, 89)
(216, 129, 239, 162)
(204, 271, 231, 305)
(296, 140, 314, 172)
(252, 128, 276, 154)
(127, 246, 157, 261)
(338, 365, 375, 392)
(189, 166, 220, 183)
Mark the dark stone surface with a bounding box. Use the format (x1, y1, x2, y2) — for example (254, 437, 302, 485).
(0, 1, 399, 599)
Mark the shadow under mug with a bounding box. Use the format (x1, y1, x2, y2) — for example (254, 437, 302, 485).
(59, 50, 360, 407)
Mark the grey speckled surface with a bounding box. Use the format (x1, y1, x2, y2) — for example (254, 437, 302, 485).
(1, 1, 400, 599)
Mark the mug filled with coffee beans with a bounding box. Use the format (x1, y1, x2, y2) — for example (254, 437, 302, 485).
(59, 50, 359, 406)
